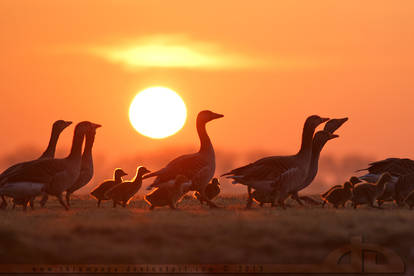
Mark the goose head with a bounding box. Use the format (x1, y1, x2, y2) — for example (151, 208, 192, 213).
(197, 110, 224, 124)
(114, 168, 128, 178)
(74, 121, 101, 136)
(53, 120, 73, 133)
(312, 130, 339, 152)
(305, 115, 330, 130)
(324, 117, 348, 134)
(349, 176, 362, 185)
(136, 166, 151, 177)
(211, 178, 220, 187)
(344, 181, 353, 190)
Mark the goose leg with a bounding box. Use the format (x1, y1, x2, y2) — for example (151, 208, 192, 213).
(56, 194, 69, 210)
(65, 192, 71, 207)
(39, 194, 49, 208)
(321, 201, 326, 208)
(23, 201, 28, 211)
(0, 195, 7, 209)
(168, 200, 176, 210)
(97, 199, 101, 207)
(291, 192, 304, 206)
(29, 198, 35, 210)
(122, 201, 126, 208)
(246, 186, 253, 209)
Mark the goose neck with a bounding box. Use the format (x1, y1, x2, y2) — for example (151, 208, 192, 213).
(197, 120, 213, 154)
(67, 129, 85, 161)
(40, 127, 61, 159)
(297, 124, 315, 159)
(82, 133, 95, 160)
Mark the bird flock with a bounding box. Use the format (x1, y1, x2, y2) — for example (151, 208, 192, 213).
(1, 111, 414, 211)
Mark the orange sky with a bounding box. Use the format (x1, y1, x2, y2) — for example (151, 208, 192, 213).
(1, 0, 414, 179)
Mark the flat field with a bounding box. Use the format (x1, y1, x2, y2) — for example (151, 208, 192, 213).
(0, 195, 413, 274)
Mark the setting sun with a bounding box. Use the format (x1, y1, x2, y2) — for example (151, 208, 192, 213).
(129, 87, 187, 139)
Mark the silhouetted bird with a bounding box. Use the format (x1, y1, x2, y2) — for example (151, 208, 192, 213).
(144, 110, 223, 208)
(194, 178, 220, 204)
(144, 175, 191, 210)
(352, 172, 392, 209)
(321, 181, 353, 208)
(0, 121, 100, 210)
(0, 120, 72, 208)
(105, 166, 150, 207)
(222, 115, 329, 209)
(90, 168, 128, 207)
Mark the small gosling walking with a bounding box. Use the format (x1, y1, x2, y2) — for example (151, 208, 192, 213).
(352, 172, 392, 209)
(321, 181, 353, 208)
(194, 178, 220, 205)
(105, 166, 150, 208)
(90, 168, 128, 207)
(144, 175, 190, 210)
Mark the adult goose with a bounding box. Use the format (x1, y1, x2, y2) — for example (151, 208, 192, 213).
(144, 110, 223, 208)
(222, 115, 329, 208)
(0, 121, 100, 210)
(0, 120, 72, 178)
(289, 118, 348, 204)
(0, 120, 72, 208)
(40, 123, 101, 207)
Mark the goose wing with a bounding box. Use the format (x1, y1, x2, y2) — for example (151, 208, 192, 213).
(358, 158, 414, 176)
(105, 182, 137, 201)
(90, 180, 116, 199)
(223, 156, 295, 183)
(145, 153, 208, 189)
(0, 159, 67, 186)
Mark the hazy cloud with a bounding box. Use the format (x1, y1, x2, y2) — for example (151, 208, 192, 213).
(88, 34, 271, 70)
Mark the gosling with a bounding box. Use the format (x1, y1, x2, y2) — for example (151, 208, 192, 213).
(105, 166, 150, 208)
(321, 181, 353, 208)
(194, 178, 220, 205)
(90, 168, 128, 207)
(144, 175, 190, 210)
(351, 172, 392, 209)
(12, 197, 35, 211)
(251, 190, 273, 207)
(321, 176, 361, 201)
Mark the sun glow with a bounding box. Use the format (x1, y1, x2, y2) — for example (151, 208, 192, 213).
(129, 87, 187, 139)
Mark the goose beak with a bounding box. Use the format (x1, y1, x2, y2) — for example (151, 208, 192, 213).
(320, 117, 330, 124)
(65, 121, 73, 127)
(93, 123, 102, 129)
(143, 168, 151, 174)
(324, 117, 348, 134)
(212, 113, 224, 120)
(329, 133, 339, 140)
(121, 171, 128, 177)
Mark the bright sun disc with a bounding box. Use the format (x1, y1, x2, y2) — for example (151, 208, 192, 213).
(129, 87, 187, 139)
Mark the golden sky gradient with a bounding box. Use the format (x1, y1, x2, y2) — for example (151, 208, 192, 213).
(1, 0, 413, 184)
